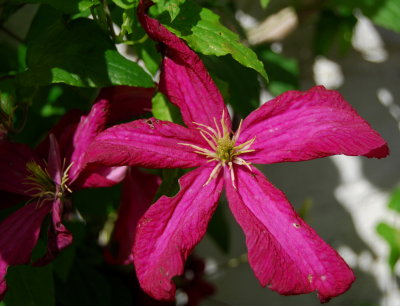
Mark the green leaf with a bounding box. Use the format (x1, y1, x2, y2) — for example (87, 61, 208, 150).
(116, 8, 161, 74)
(327, 0, 400, 33)
(4, 265, 55, 306)
(260, 0, 270, 9)
(0, 43, 26, 78)
(78, 0, 100, 12)
(133, 38, 162, 76)
(377, 222, 400, 270)
(19, 17, 153, 88)
(211, 75, 230, 103)
(314, 9, 356, 56)
(24, 5, 62, 45)
(207, 200, 230, 253)
(111, 0, 138, 10)
(388, 187, 400, 213)
(0, 79, 16, 116)
(153, 168, 185, 200)
(255, 47, 299, 96)
(202, 55, 260, 117)
(369, 0, 400, 33)
(0, 44, 18, 76)
(158, 0, 268, 80)
(152, 92, 183, 123)
(154, 0, 185, 21)
(11, 84, 96, 146)
(9, 0, 99, 14)
(74, 185, 122, 226)
(119, 8, 135, 36)
(56, 261, 111, 306)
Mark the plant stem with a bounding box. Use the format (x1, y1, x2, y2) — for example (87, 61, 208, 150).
(99, 0, 117, 42)
(0, 25, 23, 42)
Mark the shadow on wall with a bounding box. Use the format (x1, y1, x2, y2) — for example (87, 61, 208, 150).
(197, 7, 400, 306)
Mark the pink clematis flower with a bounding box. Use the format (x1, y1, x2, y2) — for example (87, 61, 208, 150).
(0, 86, 154, 299)
(84, 2, 389, 303)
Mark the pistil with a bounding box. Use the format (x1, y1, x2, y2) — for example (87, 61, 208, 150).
(179, 113, 256, 188)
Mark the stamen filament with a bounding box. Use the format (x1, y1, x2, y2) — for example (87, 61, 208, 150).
(237, 149, 255, 154)
(213, 117, 222, 138)
(203, 163, 222, 186)
(181, 113, 256, 189)
(206, 158, 219, 163)
(193, 122, 218, 138)
(194, 151, 217, 157)
(178, 143, 215, 156)
(234, 136, 256, 151)
(228, 162, 236, 189)
(233, 119, 244, 143)
(24, 159, 73, 204)
(199, 131, 217, 150)
(61, 161, 74, 193)
(234, 158, 253, 171)
(221, 113, 230, 137)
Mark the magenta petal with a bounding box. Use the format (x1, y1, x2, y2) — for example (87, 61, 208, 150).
(67, 99, 111, 181)
(85, 118, 206, 169)
(47, 135, 62, 185)
(138, 1, 230, 130)
(0, 202, 52, 297)
(68, 86, 147, 180)
(133, 165, 223, 300)
(224, 166, 355, 302)
(159, 57, 231, 131)
(238, 86, 389, 164)
(0, 142, 37, 195)
(72, 165, 127, 189)
(38, 87, 154, 182)
(61, 87, 150, 186)
(106, 167, 160, 265)
(35, 198, 72, 266)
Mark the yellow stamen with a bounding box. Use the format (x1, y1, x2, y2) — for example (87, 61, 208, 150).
(228, 161, 236, 189)
(25, 160, 73, 205)
(180, 113, 256, 188)
(213, 117, 222, 138)
(199, 131, 217, 150)
(203, 163, 222, 186)
(193, 122, 218, 138)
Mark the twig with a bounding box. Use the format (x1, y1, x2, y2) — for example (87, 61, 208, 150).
(0, 25, 23, 42)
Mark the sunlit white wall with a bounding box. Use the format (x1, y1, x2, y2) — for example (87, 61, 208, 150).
(197, 3, 400, 306)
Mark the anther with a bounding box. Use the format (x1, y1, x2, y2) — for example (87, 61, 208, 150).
(180, 113, 256, 188)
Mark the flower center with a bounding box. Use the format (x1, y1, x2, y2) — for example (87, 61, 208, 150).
(25, 161, 72, 205)
(179, 112, 256, 188)
(216, 132, 236, 163)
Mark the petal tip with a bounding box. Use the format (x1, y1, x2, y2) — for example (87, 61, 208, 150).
(364, 143, 390, 159)
(316, 268, 356, 303)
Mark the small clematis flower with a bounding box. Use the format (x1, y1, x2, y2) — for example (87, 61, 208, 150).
(0, 135, 73, 300)
(84, 1, 389, 303)
(0, 85, 154, 299)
